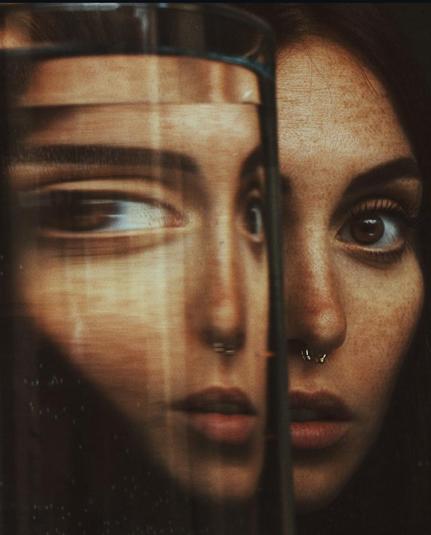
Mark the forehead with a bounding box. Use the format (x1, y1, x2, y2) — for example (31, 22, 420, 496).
(276, 37, 411, 167)
(20, 105, 259, 151)
(14, 56, 261, 182)
(19, 55, 259, 106)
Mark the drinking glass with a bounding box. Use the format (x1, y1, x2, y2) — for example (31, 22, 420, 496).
(0, 4, 293, 534)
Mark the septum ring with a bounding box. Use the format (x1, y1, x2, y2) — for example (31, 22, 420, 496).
(212, 342, 236, 357)
(300, 347, 328, 364)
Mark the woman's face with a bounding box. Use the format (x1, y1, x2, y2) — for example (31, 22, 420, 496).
(277, 38, 424, 511)
(10, 56, 269, 502)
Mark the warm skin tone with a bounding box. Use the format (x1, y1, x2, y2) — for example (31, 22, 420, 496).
(278, 37, 424, 511)
(10, 56, 268, 502)
(0, 15, 31, 48)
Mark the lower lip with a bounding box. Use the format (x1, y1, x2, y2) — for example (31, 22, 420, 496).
(290, 421, 349, 450)
(182, 412, 256, 445)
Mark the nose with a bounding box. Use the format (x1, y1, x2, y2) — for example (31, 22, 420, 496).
(196, 213, 246, 355)
(285, 232, 347, 358)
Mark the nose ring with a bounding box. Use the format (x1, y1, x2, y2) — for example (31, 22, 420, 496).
(300, 347, 328, 364)
(212, 342, 236, 357)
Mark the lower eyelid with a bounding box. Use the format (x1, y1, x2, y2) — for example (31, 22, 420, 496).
(339, 243, 406, 261)
(344, 244, 408, 267)
(34, 229, 186, 256)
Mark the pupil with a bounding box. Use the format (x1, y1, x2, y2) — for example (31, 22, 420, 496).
(351, 216, 384, 244)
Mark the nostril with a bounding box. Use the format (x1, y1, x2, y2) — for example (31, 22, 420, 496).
(285, 293, 347, 357)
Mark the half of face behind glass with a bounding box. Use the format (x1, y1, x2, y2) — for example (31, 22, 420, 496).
(0, 5, 293, 534)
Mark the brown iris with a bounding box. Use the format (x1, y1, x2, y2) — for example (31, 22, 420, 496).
(40, 191, 115, 232)
(350, 215, 384, 245)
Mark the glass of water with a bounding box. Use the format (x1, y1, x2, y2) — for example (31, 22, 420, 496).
(0, 4, 292, 534)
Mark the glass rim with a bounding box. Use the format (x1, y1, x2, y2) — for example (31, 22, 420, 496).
(1, 2, 274, 39)
(1, 3, 275, 80)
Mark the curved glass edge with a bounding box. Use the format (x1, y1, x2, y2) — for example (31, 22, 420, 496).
(0, 45, 273, 81)
(0, 3, 275, 79)
(2, 3, 274, 35)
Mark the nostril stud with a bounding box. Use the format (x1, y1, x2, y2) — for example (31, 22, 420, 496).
(300, 347, 328, 364)
(212, 342, 236, 357)
(300, 347, 312, 362)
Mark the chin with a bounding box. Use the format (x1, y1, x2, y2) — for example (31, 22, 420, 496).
(187, 465, 260, 505)
(293, 462, 353, 513)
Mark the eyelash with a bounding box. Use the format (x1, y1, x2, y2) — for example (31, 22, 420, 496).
(339, 197, 418, 264)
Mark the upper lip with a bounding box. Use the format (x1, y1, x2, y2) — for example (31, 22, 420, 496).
(288, 390, 352, 420)
(172, 387, 257, 416)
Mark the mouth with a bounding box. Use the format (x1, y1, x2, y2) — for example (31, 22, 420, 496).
(172, 387, 258, 445)
(289, 391, 352, 451)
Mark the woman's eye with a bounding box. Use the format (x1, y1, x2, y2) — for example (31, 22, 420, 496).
(339, 211, 405, 250)
(350, 214, 386, 245)
(24, 190, 184, 234)
(244, 197, 264, 239)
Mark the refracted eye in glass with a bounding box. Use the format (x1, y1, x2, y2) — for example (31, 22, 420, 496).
(19, 189, 185, 235)
(16, 186, 189, 258)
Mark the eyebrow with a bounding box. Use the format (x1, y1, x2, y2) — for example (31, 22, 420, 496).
(10, 144, 200, 175)
(10, 143, 264, 192)
(344, 157, 421, 196)
(280, 156, 421, 197)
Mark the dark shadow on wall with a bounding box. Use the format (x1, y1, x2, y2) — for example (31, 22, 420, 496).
(390, 4, 431, 88)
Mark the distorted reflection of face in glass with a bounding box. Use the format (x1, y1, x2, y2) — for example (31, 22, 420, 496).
(278, 38, 423, 511)
(10, 55, 269, 503)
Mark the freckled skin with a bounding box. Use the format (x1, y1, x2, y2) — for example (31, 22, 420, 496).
(277, 38, 424, 511)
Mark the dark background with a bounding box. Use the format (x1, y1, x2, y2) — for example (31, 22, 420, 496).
(391, 3, 431, 87)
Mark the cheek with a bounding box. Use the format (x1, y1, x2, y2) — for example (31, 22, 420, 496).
(342, 258, 423, 424)
(16, 248, 190, 388)
(293, 259, 423, 512)
(17, 246, 269, 405)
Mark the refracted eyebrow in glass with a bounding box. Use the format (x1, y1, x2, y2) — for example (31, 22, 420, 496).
(9, 144, 204, 194)
(10, 143, 265, 192)
(10, 144, 200, 173)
